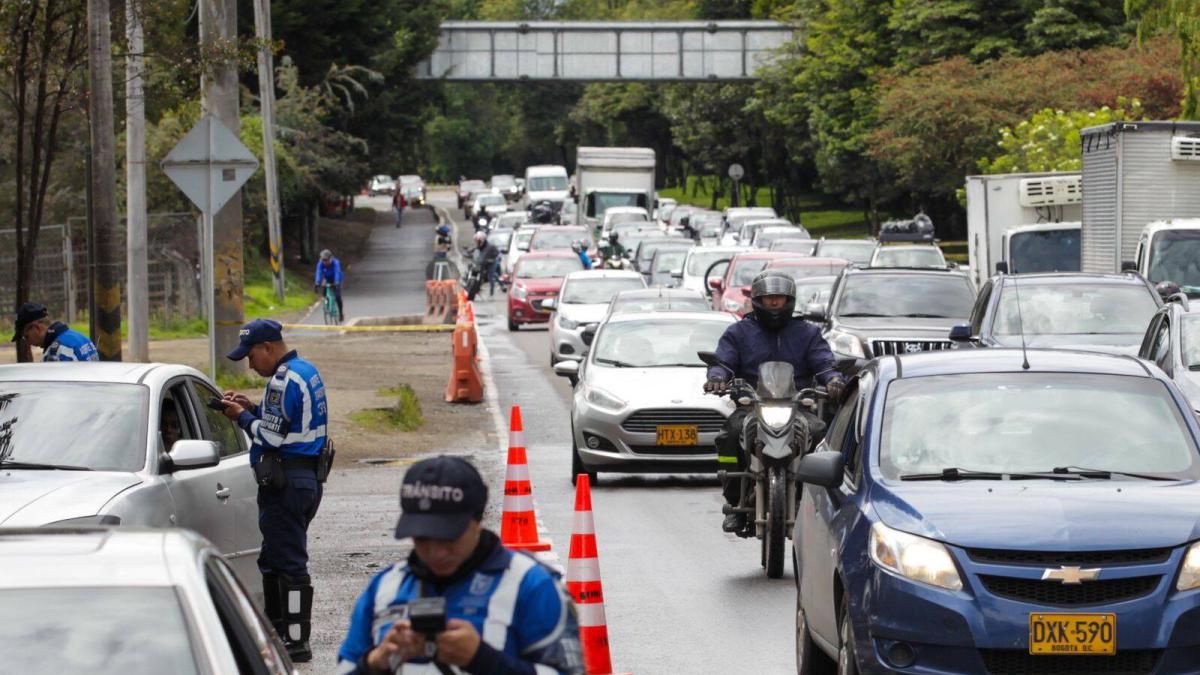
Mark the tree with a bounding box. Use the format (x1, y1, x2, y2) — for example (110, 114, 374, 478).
(1127, 0, 1200, 117)
(888, 0, 1035, 67)
(979, 99, 1144, 174)
(0, 0, 87, 360)
(1026, 0, 1128, 52)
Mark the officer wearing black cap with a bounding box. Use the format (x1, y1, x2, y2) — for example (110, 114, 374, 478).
(11, 302, 98, 362)
(218, 318, 330, 663)
(337, 456, 583, 675)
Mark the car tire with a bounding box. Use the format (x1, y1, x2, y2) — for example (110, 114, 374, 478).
(837, 590, 859, 675)
(796, 592, 835, 675)
(508, 317, 518, 332)
(570, 432, 596, 486)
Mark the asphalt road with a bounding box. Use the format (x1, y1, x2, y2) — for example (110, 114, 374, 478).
(440, 194, 798, 673)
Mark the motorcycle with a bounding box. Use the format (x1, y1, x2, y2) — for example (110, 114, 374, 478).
(699, 352, 827, 579)
(600, 254, 632, 270)
(460, 248, 485, 301)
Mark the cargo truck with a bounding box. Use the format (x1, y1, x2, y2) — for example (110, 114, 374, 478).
(575, 147, 656, 230)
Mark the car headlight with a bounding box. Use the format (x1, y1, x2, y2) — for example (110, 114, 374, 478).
(584, 386, 626, 411)
(1178, 542, 1200, 591)
(46, 514, 122, 527)
(759, 404, 793, 431)
(723, 297, 743, 312)
(869, 522, 962, 591)
(512, 285, 527, 300)
(558, 316, 579, 330)
(827, 329, 866, 358)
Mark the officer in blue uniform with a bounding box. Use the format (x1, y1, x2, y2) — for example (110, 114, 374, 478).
(337, 456, 583, 675)
(11, 302, 98, 362)
(219, 319, 328, 663)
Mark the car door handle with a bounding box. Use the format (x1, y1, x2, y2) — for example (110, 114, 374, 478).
(215, 485, 231, 500)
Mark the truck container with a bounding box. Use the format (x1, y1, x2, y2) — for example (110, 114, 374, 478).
(575, 147, 656, 230)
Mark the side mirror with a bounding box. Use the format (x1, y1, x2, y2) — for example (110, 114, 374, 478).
(802, 302, 826, 322)
(540, 298, 557, 311)
(670, 269, 683, 279)
(949, 324, 973, 342)
(553, 360, 580, 378)
(1121, 260, 1138, 272)
(995, 261, 1009, 274)
(167, 440, 220, 471)
(708, 277, 724, 291)
(580, 324, 598, 346)
(796, 451, 845, 488)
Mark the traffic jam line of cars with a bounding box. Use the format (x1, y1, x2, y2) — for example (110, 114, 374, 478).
(467, 181, 1200, 673)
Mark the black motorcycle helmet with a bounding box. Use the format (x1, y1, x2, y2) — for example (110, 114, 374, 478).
(608, 232, 619, 245)
(1156, 280, 1182, 301)
(749, 270, 797, 330)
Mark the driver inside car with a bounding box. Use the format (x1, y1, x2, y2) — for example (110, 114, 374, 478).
(704, 270, 847, 533)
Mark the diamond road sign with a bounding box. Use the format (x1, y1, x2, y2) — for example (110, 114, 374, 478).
(160, 114, 259, 215)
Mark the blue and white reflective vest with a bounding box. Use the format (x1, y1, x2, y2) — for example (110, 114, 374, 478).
(336, 539, 583, 675)
(42, 322, 98, 362)
(236, 351, 327, 465)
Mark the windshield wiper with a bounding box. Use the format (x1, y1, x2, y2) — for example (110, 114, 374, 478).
(0, 460, 91, 471)
(593, 358, 637, 368)
(838, 312, 892, 318)
(902, 313, 955, 318)
(900, 467, 1077, 481)
(1044, 466, 1176, 481)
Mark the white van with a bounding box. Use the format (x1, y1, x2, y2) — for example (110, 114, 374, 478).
(524, 165, 570, 207)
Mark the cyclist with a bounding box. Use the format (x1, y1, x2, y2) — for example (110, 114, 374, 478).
(314, 249, 344, 319)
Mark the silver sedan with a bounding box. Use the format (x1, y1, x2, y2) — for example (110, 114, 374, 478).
(554, 311, 735, 483)
(0, 362, 261, 595)
(0, 527, 294, 674)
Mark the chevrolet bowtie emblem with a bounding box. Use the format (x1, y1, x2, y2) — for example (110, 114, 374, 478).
(1041, 566, 1101, 584)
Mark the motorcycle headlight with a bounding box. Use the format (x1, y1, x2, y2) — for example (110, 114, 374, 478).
(585, 386, 626, 411)
(479, 217, 489, 226)
(1177, 542, 1200, 591)
(759, 404, 793, 431)
(869, 522, 962, 591)
(723, 297, 743, 312)
(512, 285, 527, 300)
(827, 329, 866, 359)
(558, 316, 579, 330)
(46, 514, 122, 527)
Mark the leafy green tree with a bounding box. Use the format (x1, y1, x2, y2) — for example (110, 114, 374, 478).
(889, 0, 1036, 67)
(980, 99, 1143, 173)
(1026, 0, 1129, 52)
(1127, 0, 1200, 117)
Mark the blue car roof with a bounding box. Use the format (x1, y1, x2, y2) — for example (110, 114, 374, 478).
(879, 348, 1154, 381)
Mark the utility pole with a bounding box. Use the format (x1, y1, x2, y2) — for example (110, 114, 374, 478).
(88, 0, 121, 361)
(253, 0, 285, 302)
(125, 0, 149, 361)
(200, 0, 246, 376)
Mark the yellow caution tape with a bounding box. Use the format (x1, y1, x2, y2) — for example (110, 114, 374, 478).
(279, 323, 463, 333)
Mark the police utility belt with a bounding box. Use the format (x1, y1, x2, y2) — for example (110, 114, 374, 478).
(254, 439, 336, 489)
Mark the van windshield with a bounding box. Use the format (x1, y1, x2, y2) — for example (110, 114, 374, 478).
(587, 192, 649, 218)
(528, 176, 568, 191)
(1009, 229, 1081, 274)
(1149, 230, 1200, 293)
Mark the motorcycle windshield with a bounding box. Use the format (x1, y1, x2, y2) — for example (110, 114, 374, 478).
(757, 362, 796, 400)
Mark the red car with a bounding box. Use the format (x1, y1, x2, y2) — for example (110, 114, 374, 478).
(708, 251, 801, 317)
(507, 251, 585, 331)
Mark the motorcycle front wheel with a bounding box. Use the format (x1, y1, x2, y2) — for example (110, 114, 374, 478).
(764, 465, 787, 579)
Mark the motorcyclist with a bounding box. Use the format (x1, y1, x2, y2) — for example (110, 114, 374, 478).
(1156, 280, 1182, 301)
(704, 270, 847, 533)
(598, 232, 627, 267)
(530, 200, 558, 225)
(571, 241, 593, 271)
(473, 232, 502, 297)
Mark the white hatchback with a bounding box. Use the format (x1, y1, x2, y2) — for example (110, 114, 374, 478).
(546, 270, 646, 365)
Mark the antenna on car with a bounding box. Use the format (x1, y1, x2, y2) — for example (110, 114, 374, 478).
(1012, 275, 1031, 370)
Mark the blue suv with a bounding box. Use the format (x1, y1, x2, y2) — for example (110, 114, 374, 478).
(793, 348, 1200, 674)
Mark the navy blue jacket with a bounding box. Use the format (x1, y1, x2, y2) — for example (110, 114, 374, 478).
(708, 315, 837, 389)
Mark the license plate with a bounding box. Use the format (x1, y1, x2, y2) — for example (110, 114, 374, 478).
(1029, 613, 1115, 655)
(656, 425, 698, 446)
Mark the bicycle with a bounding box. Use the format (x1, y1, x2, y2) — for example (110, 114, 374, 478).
(322, 283, 341, 325)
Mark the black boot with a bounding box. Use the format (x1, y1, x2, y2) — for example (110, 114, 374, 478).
(279, 577, 314, 663)
(722, 512, 747, 533)
(261, 572, 285, 638)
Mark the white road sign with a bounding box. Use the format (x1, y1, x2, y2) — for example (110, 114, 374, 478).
(727, 163, 744, 181)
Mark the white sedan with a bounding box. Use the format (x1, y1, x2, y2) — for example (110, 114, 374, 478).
(546, 270, 646, 366)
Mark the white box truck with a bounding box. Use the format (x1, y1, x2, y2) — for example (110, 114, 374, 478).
(964, 171, 1083, 287)
(575, 147, 656, 230)
(1081, 121, 1200, 292)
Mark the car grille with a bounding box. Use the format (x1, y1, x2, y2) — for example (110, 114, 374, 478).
(629, 445, 716, 456)
(979, 649, 1159, 675)
(966, 547, 1173, 567)
(978, 574, 1160, 607)
(870, 339, 954, 356)
(621, 409, 727, 434)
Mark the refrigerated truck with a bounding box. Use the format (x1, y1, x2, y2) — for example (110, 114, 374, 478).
(575, 147, 656, 231)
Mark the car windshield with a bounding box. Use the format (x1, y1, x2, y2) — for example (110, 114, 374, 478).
(638, 241, 690, 263)
(880, 373, 1199, 480)
(757, 230, 806, 246)
(563, 277, 645, 304)
(0, 382, 147, 471)
(818, 241, 876, 264)
(652, 250, 689, 274)
(773, 240, 818, 255)
(477, 195, 505, 207)
(528, 175, 568, 191)
(1009, 229, 1081, 274)
(0, 586, 199, 674)
(488, 230, 512, 248)
(593, 320, 728, 367)
(499, 215, 528, 227)
(512, 231, 534, 250)
(612, 295, 710, 313)
(875, 248, 944, 268)
(794, 278, 835, 305)
(1149, 230, 1200, 292)
(462, 180, 486, 192)
(836, 274, 974, 319)
(686, 250, 735, 276)
(698, 222, 723, 237)
(516, 257, 582, 279)
(992, 283, 1158, 336)
(491, 176, 515, 187)
(609, 212, 648, 225)
(588, 192, 648, 217)
(532, 230, 589, 250)
(771, 261, 846, 280)
(731, 259, 771, 286)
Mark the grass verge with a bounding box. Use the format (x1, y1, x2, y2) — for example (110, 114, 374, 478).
(349, 383, 424, 432)
(217, 370, 265, 391)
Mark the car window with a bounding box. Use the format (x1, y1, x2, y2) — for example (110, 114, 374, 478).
(836, 274, 975, 320)
(1152, 319, 1172, 373)
(592, 319, 728, 368)
(206, 555, 291, 673)
(515, 257, 584, 279)
(1181, 315, 1200, 369)
(160, 384, 200, 454)
(970, 281, 993, 336)
(190, 380, 246, 458)
(823, 387, 856, 456)
(992, 283, 1158, 336)
(562, 278, 646, 304)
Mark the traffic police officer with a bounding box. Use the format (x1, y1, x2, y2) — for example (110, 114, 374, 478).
(11, 302, 98, 362)
(337, 456, 583, 675)
(220, 318, 328, 663)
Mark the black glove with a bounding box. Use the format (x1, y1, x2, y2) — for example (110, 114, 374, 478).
(826, 377, 848, 405)
(704, 379, 728, 395)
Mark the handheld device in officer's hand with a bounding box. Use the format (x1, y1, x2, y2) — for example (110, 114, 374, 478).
(408, 597, 447, 636)
(206, 396, 227, 412)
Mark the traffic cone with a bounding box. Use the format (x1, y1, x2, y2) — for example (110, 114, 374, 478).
(568, 474, 619, 675)
(500, 406, 551, 552)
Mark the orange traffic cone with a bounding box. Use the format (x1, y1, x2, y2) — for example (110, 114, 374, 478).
(568, 474, 621, 675)
(500, 406, 552, 552)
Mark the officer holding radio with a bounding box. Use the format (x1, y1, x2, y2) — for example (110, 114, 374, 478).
(219, 318, 333, 664)
(336, 456, 583, 675)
